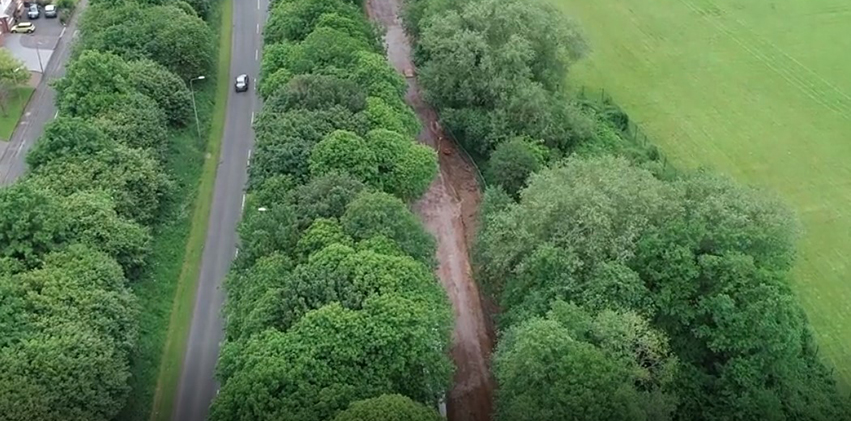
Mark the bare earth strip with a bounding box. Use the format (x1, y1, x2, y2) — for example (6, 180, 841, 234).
(364, 0, 497, 420)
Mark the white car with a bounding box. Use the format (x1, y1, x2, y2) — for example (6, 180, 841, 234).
(44, 4, 57, 18)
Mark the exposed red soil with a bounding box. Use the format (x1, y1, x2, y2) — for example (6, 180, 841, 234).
(364, 1, 497, 420)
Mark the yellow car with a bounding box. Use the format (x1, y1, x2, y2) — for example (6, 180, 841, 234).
(10, 22, 35, 34)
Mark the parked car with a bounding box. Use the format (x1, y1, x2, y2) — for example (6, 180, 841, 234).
(10, 22, 35, 33)
(234, 74, 249, 92)
(44, 4, 57, 18)
(27, 4, 39, 19)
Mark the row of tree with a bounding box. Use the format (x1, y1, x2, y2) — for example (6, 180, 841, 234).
(0, 0, 214, 420)
(208, 0, 452, 419)
(403, 0, 851, 419)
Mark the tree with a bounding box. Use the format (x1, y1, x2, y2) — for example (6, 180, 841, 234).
(127, 58, 192, 126)
(0, 49, 29, 116)
(286, 173, 366, 230)
(0, 182, 68, 266)
(60, 190, 152, 277)
(364, 96, 420, 138)
(294, 217, 353, 259)
(264, 0, 365, 44)
(232, 242, 450, 339)
(26, 117, 114, 171)
(54, 50, 134, 118)
(476, 156, 680, 296)
(309, 130, 379, 182)
(365, 129, 437, 200)
(265, 74, 366, 114)
(79, 4, 213, 81)
(28, 144, 171, 225)
(333, 394, 442, 421)
(94, 92, 169, 155)
(278, 27, 373, 76)
(236, 200, 299, 268)
(0, 322, 131, 421)
(251, 106, 370, 185)
(485, 137, 543, 197)
(493, 302, 678, 421)
(341, 191, 435, 266)
(349, 50, 408, 103)
(211, 295, 452, 421)
(224, 252, 294, 340)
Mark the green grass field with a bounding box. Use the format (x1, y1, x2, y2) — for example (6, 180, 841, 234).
(0, 87, 35, 141)
(555, 0, 851, 388)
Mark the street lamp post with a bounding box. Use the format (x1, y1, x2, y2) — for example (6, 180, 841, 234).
(189, 75, 206, 140)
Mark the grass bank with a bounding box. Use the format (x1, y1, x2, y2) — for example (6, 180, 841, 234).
(115, 0, 233, 420)
(555, 0, 851, 390)
(0, 87, 35, 141)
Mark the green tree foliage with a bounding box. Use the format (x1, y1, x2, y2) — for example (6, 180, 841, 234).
(264, 0, 368, 44)
(412, 0, 588, 156)
(127, 58, 192, 126)
(494, 301, 678, 421)
(212, 296, 452, 421)
(54, 50, 135, 118)
(310, 130, 379, 182)
(484, 137, 543, 197)
(28, 144, 171, 225)
(350, 51, 408, 103)
(26, 117, 113, 170)
(0, 49, 29, 116)
(285, 173, 366, 230)
(60, 190, 152, 277)
(0, 246, 136, 421)
(251, 106, 370, 185)
(265, 74, 366, 114)
(94, 92, 169, 154)
(333, 394, 443, 421)
(477, 156, 851, 420)
(364, 96, 421, 138)
(79, 3, 213, 80)
(272, 27, 373, 77)
(0, 182, 68, 266)
(341, 191, 435, 266)
(310, 129, 437, 200)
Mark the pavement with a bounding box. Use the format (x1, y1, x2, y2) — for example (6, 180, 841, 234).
(170, 0, 266, 419)
(0, 4, 81, 184)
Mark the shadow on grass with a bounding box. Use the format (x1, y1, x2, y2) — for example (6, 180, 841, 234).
(0, 87, 36, 141)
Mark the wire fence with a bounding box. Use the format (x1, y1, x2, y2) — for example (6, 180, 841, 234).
(430, 120, 488, 191)
(577, 86, 673, 171)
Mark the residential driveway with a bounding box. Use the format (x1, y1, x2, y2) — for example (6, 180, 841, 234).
(4, 15, 65, 73)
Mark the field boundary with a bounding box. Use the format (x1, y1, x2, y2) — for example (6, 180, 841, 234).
(146, 0, 233, 419)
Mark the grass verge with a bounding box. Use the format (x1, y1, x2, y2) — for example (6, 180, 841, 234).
(146, 0, 233, 418)
(114, 0, 233, 420)
(0, 87, 35, 141)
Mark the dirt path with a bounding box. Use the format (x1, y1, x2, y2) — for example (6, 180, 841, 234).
(364, 1, 496, 420)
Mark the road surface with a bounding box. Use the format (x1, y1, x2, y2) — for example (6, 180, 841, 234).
(170, 0, 266, 419)
(0, 0, 87, 185)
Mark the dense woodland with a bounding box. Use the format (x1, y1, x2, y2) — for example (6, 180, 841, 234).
(405, 0, 851, 419)
(0, 0, 848, 417)
(0, 0, 214, 419)
(208, 0, 450, 419)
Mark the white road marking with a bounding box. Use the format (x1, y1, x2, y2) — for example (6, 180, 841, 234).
(256, 24, 259, 34)
(255, 49, 258, 61)
(53, 110, 59, 119)
(250, 111, 255, 124)
(241, 193, 246, 210)
(247, 149, 252, 162)
(59, 27, 66, 38)
(234, 249, 239, 258)
(256, 0, 259, 9)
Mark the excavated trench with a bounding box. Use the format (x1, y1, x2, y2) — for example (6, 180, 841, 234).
(364, 1, 497, 420)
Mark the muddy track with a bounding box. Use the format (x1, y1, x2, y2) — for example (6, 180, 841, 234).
(364, 1, 496, 420)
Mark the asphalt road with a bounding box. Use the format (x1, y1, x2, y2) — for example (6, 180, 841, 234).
(170, 0, 266, 419)
(0, 0, 86, 185)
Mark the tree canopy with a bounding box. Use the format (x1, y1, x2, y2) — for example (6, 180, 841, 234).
(332, 394, 443, 421)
